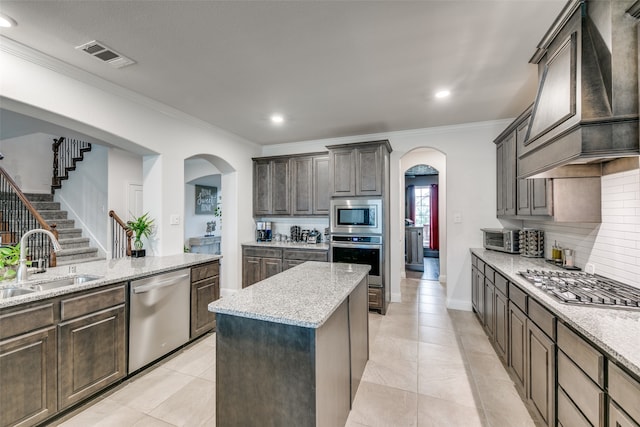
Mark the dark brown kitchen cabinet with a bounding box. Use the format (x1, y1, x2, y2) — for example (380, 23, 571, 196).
(493, 287, 508, 363)
(291, 154, 330, 216)
(526, 314, 555, 426)
(242, 246, 283, 288)
(327, 140, 391, 197)
(282, 248, 328, 271)
(252, 158, 290, 216)
(608, 362, 640, 427)
(483, 277, 495, 339)
(57, 284, 127, 410)
(609, 401, 639, 427)
(191, 260, 220, 338)
(496, 132, 517, 217)
(508, 301, 527, 392)
(368, 287, 383, 311)
(0, 302, 57, 427)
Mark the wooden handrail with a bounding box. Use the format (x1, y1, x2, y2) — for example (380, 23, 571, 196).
(0, 166, 58, 266)
(109, 210, 132, 257)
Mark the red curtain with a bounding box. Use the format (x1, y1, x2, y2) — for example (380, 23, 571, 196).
(406, 185, 415, 223)
(429, 184, 439, 250)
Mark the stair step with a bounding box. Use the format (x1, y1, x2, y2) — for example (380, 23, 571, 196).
(56, 228, 83, 239)
(55, 256, 105, 267)
(30, 201, 61, 211)
(59, 237, 91, 249)
(56, 247, 100, 263)
(39, 210, 69, 220)
(49, 219, 75, 229)
(24, 193, 54, 202)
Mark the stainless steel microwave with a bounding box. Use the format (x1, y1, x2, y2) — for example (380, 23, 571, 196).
(481, 228, 520, 254)
(330, 198, 382, 234)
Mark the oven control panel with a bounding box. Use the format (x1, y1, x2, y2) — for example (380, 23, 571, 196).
(331, 235, 382, 244)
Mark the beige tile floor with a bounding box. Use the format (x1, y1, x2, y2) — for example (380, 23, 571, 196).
(54, 274, 539, 426)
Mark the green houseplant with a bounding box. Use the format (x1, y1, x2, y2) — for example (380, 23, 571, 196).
(127, 212, 154, 257)
(0, 244, 21, 281)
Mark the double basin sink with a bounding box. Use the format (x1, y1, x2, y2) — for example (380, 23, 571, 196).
(0, 274, 103, 298)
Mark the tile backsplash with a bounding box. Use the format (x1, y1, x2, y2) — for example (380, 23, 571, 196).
(524, 169, 640, 288)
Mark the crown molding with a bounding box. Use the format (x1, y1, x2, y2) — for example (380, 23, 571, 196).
(0, 36, 257, 148)
(627, 1, 640, 19)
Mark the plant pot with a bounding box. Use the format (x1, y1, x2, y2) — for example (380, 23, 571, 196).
(131, 249, 146, 258)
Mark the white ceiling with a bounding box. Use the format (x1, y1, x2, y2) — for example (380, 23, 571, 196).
(0, 0, 566, 145)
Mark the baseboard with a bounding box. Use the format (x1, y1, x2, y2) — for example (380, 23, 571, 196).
(446, 298, 472, 311)
(439, 274, 446, 284)
(391, 292, 402, 303)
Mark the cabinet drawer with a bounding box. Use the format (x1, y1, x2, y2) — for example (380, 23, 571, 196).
(557, 322, 604, 387)
(509, 283, 528, 312)
(557, 351, 605, 427)
(609, 401, 639, 427)
(243, 247, 283, 258)
(192, 261, 220, 282)
(368, 287, 382, 310)
(472, 255, 478, 267)
(494, 272, 509, 296)
(608, 363, 640, 424)
(528, 298, 555, 339)
(484, 266, 495, 284)
(0, 303, 55, 340)
(283, 249, 328, 262)
(61, 284, 126, 320)
(557, 387, 591, 427)
(477, 259, 486, 275)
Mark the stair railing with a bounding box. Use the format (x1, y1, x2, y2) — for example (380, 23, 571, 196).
(0, 167, 59, 267)
(52, 137, 92, 194)
(109, 210, 132, 258)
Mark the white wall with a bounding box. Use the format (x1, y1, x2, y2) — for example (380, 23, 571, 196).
(0, 132, 54, 193)
(1, 42, 260, 293)
(524, 169, 640, 288)
(56, 144, 108, 256)
(262, 121, 507, 311)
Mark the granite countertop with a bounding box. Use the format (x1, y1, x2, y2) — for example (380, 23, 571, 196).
(209, 261, 369, 328)
(0, 253, 222, 309)
(471, 248, 640, 378)
(242, 241, 329, 251)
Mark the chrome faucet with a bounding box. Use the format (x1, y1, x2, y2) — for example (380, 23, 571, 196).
(16, 229, 63, 283)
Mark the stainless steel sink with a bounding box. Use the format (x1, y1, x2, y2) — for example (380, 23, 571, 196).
(29, 274, 103, 291)
(0, 287, 35, 298)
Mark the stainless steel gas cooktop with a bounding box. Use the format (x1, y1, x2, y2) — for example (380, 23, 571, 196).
(518, 270, 640, 310)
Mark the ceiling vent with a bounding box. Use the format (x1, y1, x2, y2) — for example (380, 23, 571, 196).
(75, 40, 135, 69)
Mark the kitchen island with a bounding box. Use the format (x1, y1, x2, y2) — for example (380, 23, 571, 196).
(209, 261, 370, 427)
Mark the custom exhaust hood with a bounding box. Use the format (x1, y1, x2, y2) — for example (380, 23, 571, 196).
(518, 0, 639, 179)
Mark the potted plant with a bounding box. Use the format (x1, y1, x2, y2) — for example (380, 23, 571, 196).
(0, 244, 21, 281)
(127, 212, 154, 258)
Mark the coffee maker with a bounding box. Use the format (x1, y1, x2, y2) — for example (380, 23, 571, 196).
(256, 221, 272, 242)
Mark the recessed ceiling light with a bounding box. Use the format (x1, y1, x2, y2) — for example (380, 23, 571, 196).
(435, 90, 451, 99)
(0, 13, 17, 28)
(270, 114, 285, 124)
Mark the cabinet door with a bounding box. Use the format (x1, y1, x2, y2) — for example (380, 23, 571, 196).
(503, 132, 517, 216)
(517, 178, 532, 215)
(0, 327, 57, 427)
(496, 142, 506, 216)
(368, 287, 383, 311)
(494, 289, 508, 363)
(476, 270, 485, 323)
(530, 178, 553, 216)
(242, 256, 262, 288)
(331, 149, 356, 196)
(355, 145, 382, 196)
(527, 321, 556, 426)
(283, 259, 305, 271)
(261, 257, 282, 280)
(58, 305, 126, 410)
(609, 401, 639, 427)
(312, 156, 330, 215)
(483, 280, 495, 339)
(253, 160, 272, 216)
(471, 266, 479, 312)
(509, 302, 527, 392)
(291, 156, 313, 216)
(271, 158, 290, 215)
(191, 277, 219, 338)
(405, 227, 423, 270)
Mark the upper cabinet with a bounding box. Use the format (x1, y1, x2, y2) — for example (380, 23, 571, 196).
(327, 140, 391, 197)
(253, 153, 329, 217)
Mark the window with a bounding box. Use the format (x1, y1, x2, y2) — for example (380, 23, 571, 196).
(414, 186, 430, 246)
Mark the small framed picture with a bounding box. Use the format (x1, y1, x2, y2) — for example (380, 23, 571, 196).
(195, 185, 217, 215)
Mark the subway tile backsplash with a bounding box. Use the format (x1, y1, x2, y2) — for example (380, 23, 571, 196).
(523, 169, 640, 288)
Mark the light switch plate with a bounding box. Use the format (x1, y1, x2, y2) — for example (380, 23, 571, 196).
(170, 214, 181, 225)
(453, 213, 462, 223)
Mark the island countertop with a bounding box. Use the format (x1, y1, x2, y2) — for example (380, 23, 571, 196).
(209, 261, 369, 328)
(471, 248, 640, 379)
(0, 253, 221, 309)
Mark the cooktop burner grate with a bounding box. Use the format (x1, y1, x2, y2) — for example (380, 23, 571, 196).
(518, 270, 640, 309)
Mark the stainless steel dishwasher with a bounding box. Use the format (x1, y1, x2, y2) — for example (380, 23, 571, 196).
(129, 268, 191, 373)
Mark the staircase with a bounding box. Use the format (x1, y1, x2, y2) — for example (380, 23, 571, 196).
(25, 193, 104, 266)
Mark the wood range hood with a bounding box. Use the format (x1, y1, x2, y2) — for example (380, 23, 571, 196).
(518, 0, 640, 179)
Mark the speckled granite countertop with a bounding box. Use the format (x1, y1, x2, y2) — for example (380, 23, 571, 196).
(0, 254, 221, 309)
(242, 241, 329, 251)
(471, 248, 640, 379)
(208, 261, 369, 328)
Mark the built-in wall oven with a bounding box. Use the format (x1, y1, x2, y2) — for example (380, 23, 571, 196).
(330, 198, 382, 235)
(330, 235, 382, 286)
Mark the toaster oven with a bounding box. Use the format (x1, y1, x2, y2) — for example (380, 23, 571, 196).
(481, 228, 520, 254)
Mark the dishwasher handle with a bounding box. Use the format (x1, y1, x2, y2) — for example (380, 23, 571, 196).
(132, 273, 190, 294)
